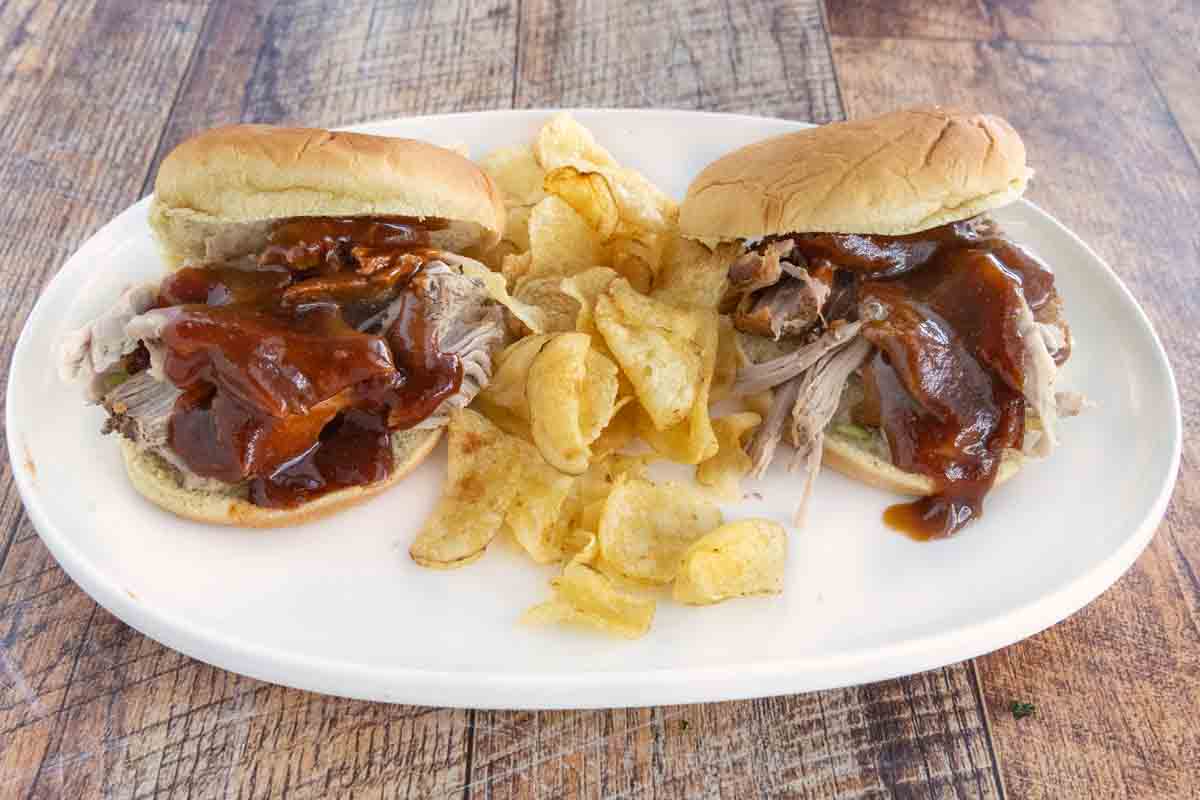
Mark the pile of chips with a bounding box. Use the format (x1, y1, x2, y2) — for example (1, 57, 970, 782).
(410, 114, 786, 638)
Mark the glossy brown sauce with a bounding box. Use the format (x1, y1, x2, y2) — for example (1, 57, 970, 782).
(802, 217, 1057, 539)
(157, 216, 461, 508)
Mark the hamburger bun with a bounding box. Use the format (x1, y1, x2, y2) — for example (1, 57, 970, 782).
(680, 106, 1031, 240)
(149, 125, 506, 268)
(120, 428, 442, 527)
(822, 428, 1023, 496)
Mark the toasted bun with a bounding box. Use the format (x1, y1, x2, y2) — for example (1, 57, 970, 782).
(149, 125, 505, 268)
(681, 106, 1031, 240)
(120, 428, 441, 528)
(822, 428, 1023, 496)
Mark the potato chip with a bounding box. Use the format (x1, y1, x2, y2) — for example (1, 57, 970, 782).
(528, 196, 604, 280)
(505, 459, 576, 564)
(696, 412, 762, 500)
(544, 166, 620, 239)
(635, 308, 720, 463)
(479, 145, 547, 206)
(534, 112, 618, 170)
(504, 204, 533, 252)
(410, 410, 529, 568)
(595, 279, 703, 431)
(673, 519, 787, 605)
(477, 334, 553, 418)
(590, 396, 637, 459)
(522, 546, 656, 639)
(745, 389, 774, 419)
(470, 394, 533, 442)
(597, 477, 723, 584)
(653, 238, 739, 310)
(454, 257, 547, 333)
(608, 233, 657, 293)
(513, 276, 581, 333)
(561, 267, 620, 339)
(501, 251, 534, 286)
(528, 333, 617, 474)
(711, 315, 744, 402)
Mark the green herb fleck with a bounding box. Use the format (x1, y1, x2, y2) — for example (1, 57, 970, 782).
(833, 423, 872, 443)
(1010, 701, 1035, 720)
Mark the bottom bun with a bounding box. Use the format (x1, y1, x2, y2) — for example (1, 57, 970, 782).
(120, 428, 442, 528)
(823, 428, 1023, 496)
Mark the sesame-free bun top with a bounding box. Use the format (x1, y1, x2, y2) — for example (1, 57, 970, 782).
(149, 125, 506, 267)
(680, 106, 1031, 239)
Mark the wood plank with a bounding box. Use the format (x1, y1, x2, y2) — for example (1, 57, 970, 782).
(0, 2, 215, 793)
(1122, 0, 1200, 166)
(831, 34, 1200, 799)
(515, 0, 841, 122)
(825, 0, 1126, 42)
(0, 1, 517, 797)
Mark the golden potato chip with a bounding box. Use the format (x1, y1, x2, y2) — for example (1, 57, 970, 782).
(455, 257, 547, 333)
(505, 459, 576, 564)
(579, 498, 607, 533)
(470, 394, 533, 442)
(696, 412, 762, 500)
(561, 267, 620, 339)
(479, 145, 547, 206)
(522, 556, 656, 639)
(528, 196, 603, 280)
(590, 397, 637, 459)
(501, 251, 534, 286)
(597, 477, 723, 584)
(594, 279, 703, 431)
(410, 410, 528, 568)
(544, 166, 620, 239)
(513, 276, 581, 333)
(608, 233, 657, 293)
(653, 238, 739, 310)
(528, 333, 617, 474)
(504, 204, 533, 252)
(635, 308, 720, 463)
(673, 519, 787, 605)
(477, 334, 553, 418)
(533, 112, 618, 170)
(745, 389, 774, 419)
(711, 315, 744, 402)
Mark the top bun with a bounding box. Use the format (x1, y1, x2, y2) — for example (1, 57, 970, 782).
(150, 125, 506, 268)
(680, 106, 1031, 239)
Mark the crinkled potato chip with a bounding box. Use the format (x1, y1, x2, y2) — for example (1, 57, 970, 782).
(673, 519, 787, 605)
(514, 277, 581, 333)
(608, 233, 658, 293)
(480, 145, 547, 206)
(534, 113, 618, 170)
(501, 251, 534, 286)
(455, 257, 547, 334)
(522, 557, 656, 639)
(504, 204, 533, 252)
(598, 477, 723, 584)
(635, 308, 720, 463)
(544, 166, 620, 240)
(528, 196, 604, 280)
(478, 334, 554, 419)
(590, 396, 637, 460)
(595, 279, 703, 431)
(696, 412, 762, 500)
(528, 333, 615, 474)
(505, 458, 576, 564)
(561, 267, 620, 339)
(711, 315, 744, 402)
(653, 238, 739, 310)
(410, 410, 529, 568)
(470, 394, 533, 442)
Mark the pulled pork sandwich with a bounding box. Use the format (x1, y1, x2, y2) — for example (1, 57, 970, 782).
(680, 107, 1085, 539)
(60, 125, 510, 526)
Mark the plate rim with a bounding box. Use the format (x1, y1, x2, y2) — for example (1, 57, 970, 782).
(5, 108, 1182, 708)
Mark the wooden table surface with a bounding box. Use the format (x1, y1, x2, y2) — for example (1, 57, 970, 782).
(0, 1, 1196, 797)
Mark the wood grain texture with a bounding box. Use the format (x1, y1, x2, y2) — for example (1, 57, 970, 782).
(832, 34, 1200, 799)
(825, 0, 1126, 42)
(516, 0, 842, 122)
(1123, 0, 1200, 166)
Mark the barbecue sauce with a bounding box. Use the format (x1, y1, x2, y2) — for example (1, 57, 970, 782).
(157, 216, 462, 508)
(802, 218, 1058, 539)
